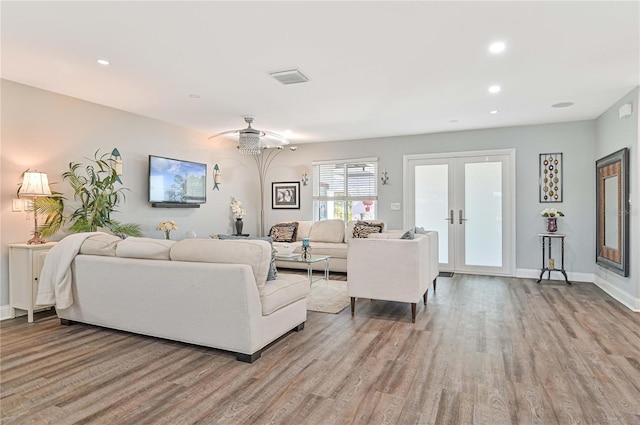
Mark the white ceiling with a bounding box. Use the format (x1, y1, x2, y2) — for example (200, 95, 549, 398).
(2, 1, 638, 143)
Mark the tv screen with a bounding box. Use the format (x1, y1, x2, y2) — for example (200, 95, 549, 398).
(149, 155, 207, 205)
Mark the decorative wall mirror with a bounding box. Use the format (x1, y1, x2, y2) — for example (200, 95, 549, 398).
(595, 147, 630, 276)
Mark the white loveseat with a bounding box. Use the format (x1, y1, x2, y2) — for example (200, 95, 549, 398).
(347, 231, 439, 322)
(272, 219, 386, 273)
(52, 235, 309, 362)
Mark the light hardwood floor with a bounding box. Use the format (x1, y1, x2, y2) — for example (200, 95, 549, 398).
(1, 273, 639, 424)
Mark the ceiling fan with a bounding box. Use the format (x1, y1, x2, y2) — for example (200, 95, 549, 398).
(208, 116, 290, 155)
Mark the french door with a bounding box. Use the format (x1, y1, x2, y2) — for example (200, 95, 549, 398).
(404, 150, 515, 276)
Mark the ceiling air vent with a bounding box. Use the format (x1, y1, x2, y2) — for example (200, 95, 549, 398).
(269, 69, 309, 85)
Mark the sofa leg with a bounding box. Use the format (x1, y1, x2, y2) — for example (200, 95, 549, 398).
(433, 277, 437, 291)
(350, 297, 356, 316)
(236, 350, 262, 363)
(60, 319, 75, 326)
(411, 303, 417, 323)
(423, 289, 428, 305)
(293, 322, 305, 332)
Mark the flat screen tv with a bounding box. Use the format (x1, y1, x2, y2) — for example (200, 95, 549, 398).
(149, 155, 207, 207)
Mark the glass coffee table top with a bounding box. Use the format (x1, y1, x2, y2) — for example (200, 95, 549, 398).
(275, 254, 331, 284)
(275, 254, 330, 264)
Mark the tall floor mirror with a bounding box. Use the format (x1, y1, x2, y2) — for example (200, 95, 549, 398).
(595, 147, 630, 276)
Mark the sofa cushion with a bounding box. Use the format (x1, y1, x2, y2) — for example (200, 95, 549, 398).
(351, 221, 385, 238)
(116, 237, 176, 260)
(269, 222, 298, 243)
(260, 274, 310, 315)
(216, 235, 277, 281)
(309, 219, 345, 243)
(80, 233, 121, 256)
(170, 239, 272, 290)
(295, 221, 314, 240)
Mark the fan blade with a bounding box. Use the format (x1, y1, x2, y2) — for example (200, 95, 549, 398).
(208, 130, 239, 140)
(262, 130, 290, 144)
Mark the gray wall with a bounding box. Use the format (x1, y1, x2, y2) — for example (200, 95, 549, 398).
(595, 87, 639, 301)
(268, 121, 597, 275)
(3, 79, 637, 311)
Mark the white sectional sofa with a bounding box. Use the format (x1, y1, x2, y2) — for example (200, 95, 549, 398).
(272, 219, 386, 273)
(49, 234, 310, 362)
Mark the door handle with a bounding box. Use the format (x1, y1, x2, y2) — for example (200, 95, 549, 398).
(459, 210, 468, 224)
(444, 209, 453, 224)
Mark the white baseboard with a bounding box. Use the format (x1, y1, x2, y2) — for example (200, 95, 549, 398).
(516, 268, 639, 312)
(0, 305, 15, 321)
(593, 275, 640, 312)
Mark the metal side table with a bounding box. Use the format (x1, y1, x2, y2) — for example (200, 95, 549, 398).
(536, 233, 571, 285)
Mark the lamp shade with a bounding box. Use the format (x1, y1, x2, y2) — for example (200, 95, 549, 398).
(19, 171, 52, 197)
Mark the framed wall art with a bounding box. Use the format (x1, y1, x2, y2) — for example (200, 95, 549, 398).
(272, 181, 300, 209)
(539, 153, 563, 203)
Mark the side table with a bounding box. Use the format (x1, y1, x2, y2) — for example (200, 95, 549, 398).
(536, 233, 571, 285)
(9, 242, 56, 322)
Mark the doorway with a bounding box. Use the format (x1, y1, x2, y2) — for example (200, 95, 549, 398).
(404, 150, 515, 276)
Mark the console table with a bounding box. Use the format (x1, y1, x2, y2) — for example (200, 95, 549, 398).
(536, 233, 571, 285)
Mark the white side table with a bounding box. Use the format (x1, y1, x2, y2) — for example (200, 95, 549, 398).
(9, 242, 56, 322)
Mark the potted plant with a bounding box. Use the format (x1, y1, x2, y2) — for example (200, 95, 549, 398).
(30, 150, 142, 238)
(62, 150, 142, 237)
(540, 207, 565, 233)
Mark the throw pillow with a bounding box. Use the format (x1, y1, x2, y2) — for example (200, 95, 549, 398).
(414, 226, 427, 234)
(401, 229, 415, 240)
(217, 234, 278, 281)
(352, 221, 385, 238)
(269, 222, 298, 243)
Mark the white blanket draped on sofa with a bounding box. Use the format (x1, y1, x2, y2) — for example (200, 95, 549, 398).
(35, 232, 102, 309)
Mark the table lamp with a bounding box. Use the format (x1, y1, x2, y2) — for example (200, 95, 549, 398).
(19, 171, 52, 244)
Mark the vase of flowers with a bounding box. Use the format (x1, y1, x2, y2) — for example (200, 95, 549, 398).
(540, 208, 564, 233)
(157, 220, 178, 240)
(230, 197, 247, 235)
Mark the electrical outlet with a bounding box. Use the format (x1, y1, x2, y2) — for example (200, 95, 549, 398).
(12, 199, 23, 212)
(390, 203, 401, 211)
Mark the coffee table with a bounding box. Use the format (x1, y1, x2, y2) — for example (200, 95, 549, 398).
(275, 254, 331, 284)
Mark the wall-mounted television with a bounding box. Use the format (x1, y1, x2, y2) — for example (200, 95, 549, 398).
(149, 155, 207, 208)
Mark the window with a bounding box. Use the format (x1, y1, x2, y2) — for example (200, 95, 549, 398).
(312, 157, 378, 224)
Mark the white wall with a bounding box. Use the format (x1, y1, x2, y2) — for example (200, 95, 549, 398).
(3, 79, 638, 313)
(594, 87, 639, 310)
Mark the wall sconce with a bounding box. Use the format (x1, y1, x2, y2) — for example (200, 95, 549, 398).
(109, 148, 122, 184)
(18, 171, 52, 244)
(213, 164, 221, 190)
(301, 172, 309, 186)
(381, 169, 389, 185)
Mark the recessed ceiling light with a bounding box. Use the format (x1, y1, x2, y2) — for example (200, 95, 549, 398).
(188, 94, 200, 99)
(488, 85, 501, 94)
(490, 110, 499, 114)
(489, 42, 506, 54)
(97, 59, 110, 66)
(449, 119, 459, 123)
(551, 102, 574, 108)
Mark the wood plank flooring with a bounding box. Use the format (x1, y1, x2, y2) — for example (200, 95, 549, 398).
(1, 273, 639, 424)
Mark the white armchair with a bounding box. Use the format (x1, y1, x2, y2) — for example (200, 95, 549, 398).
(347, 231, 438, 323)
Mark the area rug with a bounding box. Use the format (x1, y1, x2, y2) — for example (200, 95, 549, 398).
(307, 280, 349, 314)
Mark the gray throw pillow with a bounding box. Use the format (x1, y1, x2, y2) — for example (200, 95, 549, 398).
(401, 229, 415, 240)
(414, 226, 427, 234)
(216, 234, 278, 281)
